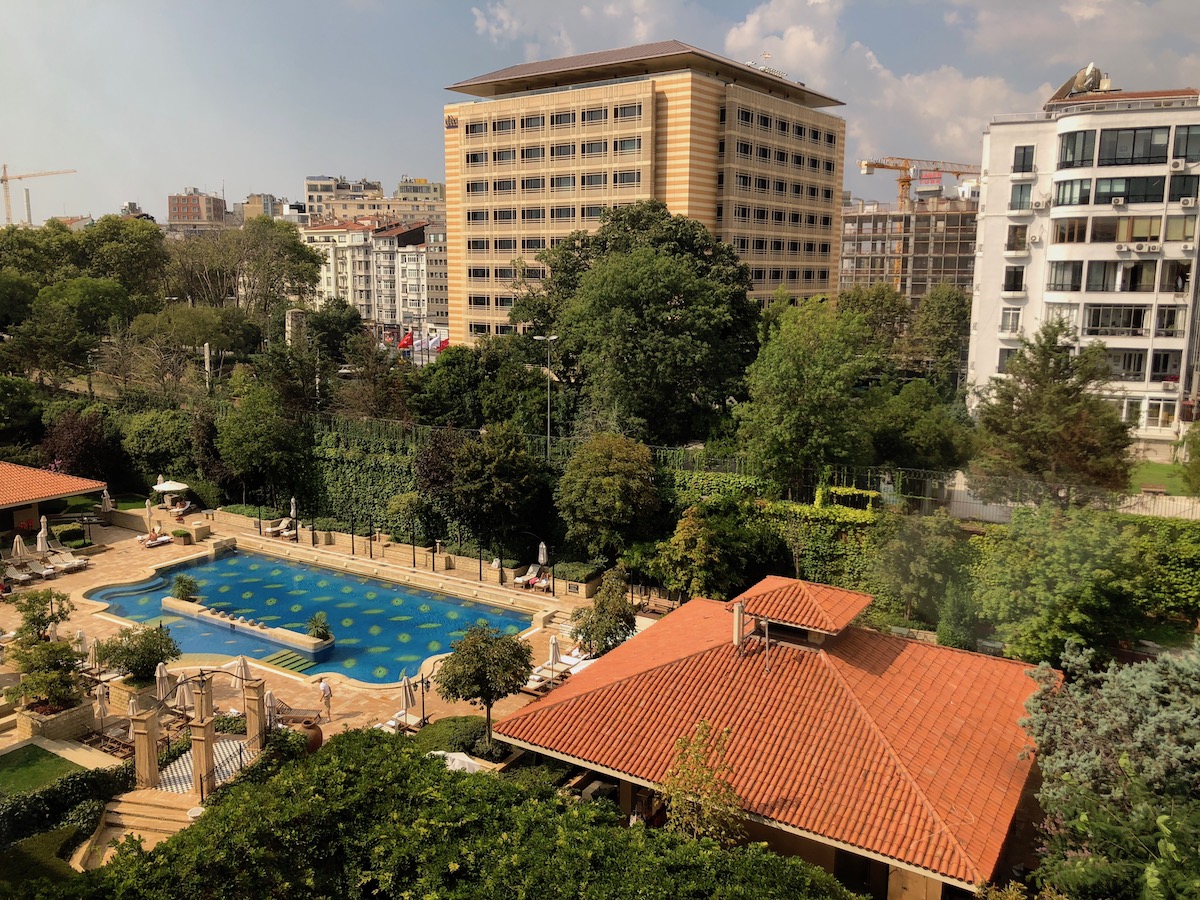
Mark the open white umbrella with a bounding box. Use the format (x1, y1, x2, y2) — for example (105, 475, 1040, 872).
(537, 541, 548, 566)
(100, 489, 113, 514)
(36, 516, 50, 553)
(399, 675, 417, 713)
(155, 662, 171, 702)
(95, 684, 108, 734)
(153, 480, 189, 493)
(175, 681, 194, 714)
(127, 698, 139, 741)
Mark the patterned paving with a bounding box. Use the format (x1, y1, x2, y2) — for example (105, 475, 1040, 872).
(158, 736, 253, 793)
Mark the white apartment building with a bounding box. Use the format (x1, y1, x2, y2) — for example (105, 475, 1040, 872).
(969, 69, 1200, 457)
(301, 218, 448, 360)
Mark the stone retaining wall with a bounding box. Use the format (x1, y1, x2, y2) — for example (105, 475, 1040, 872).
(16, 703, 95, 741)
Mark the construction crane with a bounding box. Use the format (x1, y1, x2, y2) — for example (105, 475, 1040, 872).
(1, 163, 77, 225)
(857, 156, 981, 209)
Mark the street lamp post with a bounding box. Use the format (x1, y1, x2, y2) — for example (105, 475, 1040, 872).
(532, 334, 558, 460)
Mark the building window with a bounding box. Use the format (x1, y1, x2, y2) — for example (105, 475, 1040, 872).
(495, 295, 515, 308)
(757, 145, 771, 161)
(1000, 307, 1021, 333)
(1054, 179, 1091, 206)
(551, 175, 575, 191)
(522, 146, 545, 161)
(776, 150, 788, 164)
(494, 238, 516, 252)
(1086, 305, 1148, 336)
(1174, 125, 1200, 163)
(550, 143, 575, 159)
(582, 141, 607, 157)
(495, 267, 516, 280)
(1087, 260, 1120, 291)
(467, 267, 489, 279)
(467, 239, 488, 252)
(1058, 130, 1095, 169)
(773, 180, 787, 195)
(1006, 224, 1028, 249)
(614, 103, 642, 120)
(1010, 184, 1032, 210)
(466, 152, 487, 166)
(466, 210, 488, 222)
(736, 141, 752, 158)
(1097, 127, 1170, 166)
(551, 206, 575, 220)
(522, 114, 545, 130)
(551, 111, 576, 127)
(1169, 174, 1200, 201)
(1166, 215, 1197, 241)
(754, 176, 769, 193)
(466, 180, 488, 194)
(776, 118, 790, 135)
(615, 170, 641, 186)
(793, 123, 807, 139)
(493, 149, 516, 163)
(468, 295, 489, 308)
(522, 176, 545, 192)
(738, 109, 753, 125)
(1094, 176, 1166, 204)
(493, 178, 516, 193)
(998, 348, 1018, 373)
(735, 173, 752, 190)
(469, 323, 490, 336)
(582, 172, 607, 188)
(1003, 266, 1025, 292)
(493, 208, 516, 221)
(522, 237, 546, 251)
(1054, 217, 1088, 243)
(493, 118, 516, 133)
(1047, 260, 1084, 291)
(734, 205, 750, 221)
(521, 207, 545, 221)
(1161, 260, 1192, 293)
(1147, 399, 1177, 427)
(581, 205, 605, 220)
(615, 137, 641, 154)
(1012, 145, 1035, 173)
(792, 154, 804, 168)
(583, 107, 607, 124)
(1156, 305, 1186, 336)
(465, 122, 486, 136)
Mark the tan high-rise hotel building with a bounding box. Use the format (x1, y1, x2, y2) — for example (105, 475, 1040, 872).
(444, 40, 846, 345)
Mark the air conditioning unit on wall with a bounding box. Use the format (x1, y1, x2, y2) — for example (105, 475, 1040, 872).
(1112, 197, 1126, 206)
(1182, 197, 1196, 208)
(1027, 235, 1041, 245)
(1170, 158, 1187, 172)
(1115, 243, 1128, 251)
(1031, 199, 1047, 210)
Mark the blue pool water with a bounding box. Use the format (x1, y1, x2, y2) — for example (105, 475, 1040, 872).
(84, 550, 530, 684)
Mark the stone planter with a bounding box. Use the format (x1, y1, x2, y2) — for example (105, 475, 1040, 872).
(107, 675, 168, 713)
(172, 533, 193, 546)
(16, 701, 95, 741)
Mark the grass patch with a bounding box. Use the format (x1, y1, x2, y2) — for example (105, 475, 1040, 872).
(115, 494, 150, 511)
(0, 746, 84, 797)
(0, 824, 81, 889)
(1130, 460, 1190, 496)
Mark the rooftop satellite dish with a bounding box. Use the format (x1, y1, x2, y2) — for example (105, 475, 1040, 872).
(1072, 62, 1101, 93)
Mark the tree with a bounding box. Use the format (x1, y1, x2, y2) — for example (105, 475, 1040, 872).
(1023, 644, 1200, 899)
(971, 505, 1146, 665)
(330, 333, 412, 420)
(905, 283, 970, 390)
(869, 509, 974, 625)
(971, 320, 1134, 504)
(863, 378, 974, 471)
(36, 276, 135, 333)
(1182, 426, 1200, 496)
(834, 283, 910, 360)
(2, 589, 81, 712)
(121, 409, 194, 479)
(555, 434, 660, 560)
(408, 346, 485, 427)
(449, 422, 548, 549)
(434, 624, 533, 746)
(570, 567, 637, 656)
(95, 625, 181, 685)
(660, 719, 744, 847)
(652, 501, 760, 601)
(40, 406, 124, 480)
(0, 375, 42, 447)
(306, 298, 363, 365)
(413, 428, 474, 525)
(78, 214, 169, 309)
(0, 268, 37, 331)
(2, 294, 97, 386)
(215, 382, 310, 504)
(3, 588, 74, 644)
(236, 217, 323, 318)
(736, 299, 882, 491)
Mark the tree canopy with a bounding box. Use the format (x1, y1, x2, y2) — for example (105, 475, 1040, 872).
(433, 624, 533, 744)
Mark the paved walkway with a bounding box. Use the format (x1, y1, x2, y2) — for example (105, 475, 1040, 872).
(158, 735, 252, 793)
(0, 516, 596, 752)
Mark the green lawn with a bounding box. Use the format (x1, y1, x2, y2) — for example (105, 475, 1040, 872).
(0, 745, 84, 797)
(1130, 461, 1191, 496)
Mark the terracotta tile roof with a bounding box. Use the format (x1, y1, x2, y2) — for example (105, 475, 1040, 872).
(729, 576, 873, 633)
(0, 461, 106, 510)
(496, 592, 1040, 887)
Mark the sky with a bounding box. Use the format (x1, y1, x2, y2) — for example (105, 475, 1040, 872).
(3, 0, 1199, 225)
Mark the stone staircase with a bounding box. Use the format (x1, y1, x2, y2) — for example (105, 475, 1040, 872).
(261, 648, 316, 673)
(76, 789, 196, 869)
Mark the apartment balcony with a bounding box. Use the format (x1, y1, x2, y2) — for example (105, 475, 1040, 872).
(1003, 244, 1031, 258)
(1000, 289, 1027, 300)
(1009, 167, 1038, 182)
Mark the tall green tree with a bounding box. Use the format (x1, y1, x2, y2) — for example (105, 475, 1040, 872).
(0, 268, 37, 331)
(869, 509, 974, 625)
(736, 299, 882, 491)
(905, 283, 970, 389)
(306, 298, 363, 365)
(121, 409, 195, 478)
(1024, 644, 1200, 899)
(971, 505, 1145, 665)
(449, 422, 548, 549)
(555, 433, 661, 560)
(570, 567, 638, 656)
(331, 333, 412, 420)
(661, 719, 745, 848)
(834, 282, 910, 360)
(433, 623, 533, 746)
(652, 500, 760, 601)
(863, 378, 974, 470)
(236, 217, 323, 319)
(40, 406, 124, 480)
(408, 346, 485, 427)
(971, 320, 1133, 503)
(215, 382, 310, 504)
(78, 214, 169, 309)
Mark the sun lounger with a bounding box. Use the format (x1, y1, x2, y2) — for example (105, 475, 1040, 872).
(4, 566, 34, 586)
(47, 550, 88, 573)
(274, 700, 323, 724)
(277, 526, 297, 539)
(515, 565, 543, 586)
(263, 517, 292, 536)
(144, 534, 172, 548)
(169, 502, 196, 520)
(385, 710, 425, 733)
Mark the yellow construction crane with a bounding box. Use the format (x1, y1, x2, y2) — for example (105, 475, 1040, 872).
(1, 163, 78, 225)
(857, 156, 981, 208)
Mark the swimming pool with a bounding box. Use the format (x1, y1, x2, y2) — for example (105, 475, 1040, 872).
(85, 550, 531, 684)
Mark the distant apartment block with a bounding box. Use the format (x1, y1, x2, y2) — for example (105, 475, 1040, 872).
(839, 185, 979, 305)
(443, 40, 846, 345)
(167, 187, 227, 233)
(969, 66, 1200, 457)
(304, 175, 445, 225)
(242, 193, 288, 220)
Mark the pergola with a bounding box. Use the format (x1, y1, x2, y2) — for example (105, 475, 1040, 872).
(0, 460, 107, 535)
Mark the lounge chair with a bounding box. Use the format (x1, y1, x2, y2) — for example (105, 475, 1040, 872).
(384, 710, 425, 733)
(4, 566, 34, 586)
(47, 550, 88, 573)
(263, 517, 292, 536)
(514, 565, 543, 587)
(274, 700, 323, 724)
(277, 524, 297, 539)
(144, 534, 172, 549)
(169, 502, 196, 520)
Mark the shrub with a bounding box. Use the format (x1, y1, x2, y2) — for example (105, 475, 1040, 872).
(170, 529, 190, 539)
(408, 715, 488, 755)
(95, 625, 181, 685)
(313, 517, 348, 533)
(220, 504, 283, 519)
(4, 642, 83, 712)
(0, 762, 134, 849)
(471, 736, 511, 762)
(306, 611, 332, 641)
(49, 522, 84, 543)
(63, 539, 89, 550)
(172, 574, 199, 601)
(553, 560, 607, 584)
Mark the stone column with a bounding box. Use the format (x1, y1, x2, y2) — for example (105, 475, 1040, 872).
(132, 710, 160, 789)
(190, 717, 216, 801)
(244, 678, 266, 754)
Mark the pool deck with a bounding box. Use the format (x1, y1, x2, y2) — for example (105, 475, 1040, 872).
(0, 519, 605, 752)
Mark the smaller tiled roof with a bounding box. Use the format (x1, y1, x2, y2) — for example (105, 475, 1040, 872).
(729, 575, 872, 633)
(0, 461, 106, 510)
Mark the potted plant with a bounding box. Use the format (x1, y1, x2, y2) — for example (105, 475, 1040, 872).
(306, 611, 333, 641)
(171, 528, 192, 545)
(96, 625, 182, 710)
(172, 574, 200, 602)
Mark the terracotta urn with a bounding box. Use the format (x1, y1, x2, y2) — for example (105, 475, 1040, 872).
(298, 718, 324, 753)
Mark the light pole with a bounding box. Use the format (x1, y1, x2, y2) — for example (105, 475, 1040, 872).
(532, 334, 558, 459)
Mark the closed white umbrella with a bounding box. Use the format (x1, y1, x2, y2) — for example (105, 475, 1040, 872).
(290, 497, 298, 520)
(399, 675, 417, 713)
(155, 662, 171, 702)
(95, 684, 108, 734)
(37, 516, 50, 553)
(47, 621, 57, 642)
(264, 690, 277, 729)
(100, 489, 113, 514)
(75, 629, 86, 651)
(175, 681, 194, 714)
(127, 698, 139, 741)
(145, 498, 153, 531)
(537, 541, 548, 566)
(11, 535, 29, 560)
(231, 656, 251, 690)
(549, 634, 561, 683)
(86, 640, 99, 671)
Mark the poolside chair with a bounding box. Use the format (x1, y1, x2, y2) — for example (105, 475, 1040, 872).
(277, 523, 298, 540)
(144, 534, 172, 549)
(273, 700, 323, 724)
(514, 565, 543, 587)
(4, 566, 34, 586)
(384, 710, 425, 733)
(263, 517, 292, 536)
(169, 501, 196, 520)
(47, 550, 88, 573)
